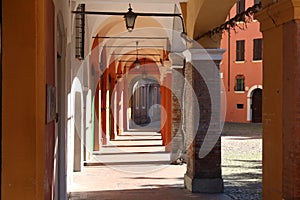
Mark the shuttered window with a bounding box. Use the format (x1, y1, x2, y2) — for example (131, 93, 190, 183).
(75, 4, 85, 60)
(236, 40, 245, 61)
(253, 38, 263, 61)
(236, 0, 245, 21)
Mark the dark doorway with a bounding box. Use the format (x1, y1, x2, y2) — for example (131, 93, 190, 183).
(132, 79, 160, 126)
(252, 89, 262, 123)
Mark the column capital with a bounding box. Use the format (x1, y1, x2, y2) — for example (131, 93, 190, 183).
(169, 52, 185, 69)
(183, 48, 225, 63)
(256, 0, 300, 31)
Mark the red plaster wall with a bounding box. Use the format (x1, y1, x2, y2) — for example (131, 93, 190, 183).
(160, 73, 172, 151)
(45, 0, 55, 199)
(101, 71, 108, 145)
(220, 0, 263, 123)
(282, 20, 300, 199)
(2, 0, 48, 198)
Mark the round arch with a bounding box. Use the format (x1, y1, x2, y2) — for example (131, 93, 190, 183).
(186, 0, 236, 47)
(128, 70, 160, 95)
(247, 85, 263, 122)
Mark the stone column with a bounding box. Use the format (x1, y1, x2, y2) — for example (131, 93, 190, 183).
(183, 48, 225, 193)
(256, 1, 300, 199)
(169, 53, 186, 163)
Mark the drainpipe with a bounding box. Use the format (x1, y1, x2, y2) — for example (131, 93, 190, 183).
(228, 13, 231, 92)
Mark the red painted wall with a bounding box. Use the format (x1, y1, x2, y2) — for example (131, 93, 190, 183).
(160, 73, 172, 151)
(220, 1, 263, 123)
(45, 0, 55, 199)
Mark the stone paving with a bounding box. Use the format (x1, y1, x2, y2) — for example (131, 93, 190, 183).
(222, 122, 262, 200)
(69, 123, 262, 200)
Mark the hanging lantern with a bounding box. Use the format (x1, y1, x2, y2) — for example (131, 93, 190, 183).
(124, 4, 137, 32)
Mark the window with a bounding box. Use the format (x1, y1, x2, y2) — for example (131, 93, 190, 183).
(236, 40, 245, 61)
(237, 104, 244, 109)
(236, 0, 245, 21)
(253, 38, 263, 61)
(235, 75, 245, 91)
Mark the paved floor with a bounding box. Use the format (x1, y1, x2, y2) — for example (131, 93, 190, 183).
(69, 123, 262, 200)
(69, 131, 231, 200)
(222, 123, 262, 200)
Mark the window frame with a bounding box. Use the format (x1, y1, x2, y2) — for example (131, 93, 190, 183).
(253, 38, 263, 61)
(236, 0, 245, 21)
(236, 40, 245, 62)
(235, 75, 245, 91)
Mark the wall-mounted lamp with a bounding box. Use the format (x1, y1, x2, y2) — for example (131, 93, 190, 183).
(72, 3, 186, 34)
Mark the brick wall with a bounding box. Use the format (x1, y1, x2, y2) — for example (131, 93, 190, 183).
(184, 62, 222, 178)
(171, 67, 186, 162)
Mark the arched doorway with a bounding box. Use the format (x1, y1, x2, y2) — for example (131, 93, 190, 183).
(132, 78, 161, 126)
(251, 88, 262, 123)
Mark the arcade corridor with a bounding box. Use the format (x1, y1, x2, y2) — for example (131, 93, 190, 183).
(2, 0, 300, 199)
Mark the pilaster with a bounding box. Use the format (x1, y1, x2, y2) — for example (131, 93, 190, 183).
(256, 1, 300, 199)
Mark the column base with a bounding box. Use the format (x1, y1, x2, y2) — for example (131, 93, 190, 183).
(165, 144, 172, 152)
(184, 174, 224, 193)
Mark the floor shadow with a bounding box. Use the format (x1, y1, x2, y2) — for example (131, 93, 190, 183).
(92, 151, 168, 156)
(84, 160, 170, 166)
(221, 122, 262, 138)
(124, 176, 184, 180)
(221, 136, 262, 140)
(117, 134, 161, 137)
(110, 138, 162, 141)
(221, 124, 262, 200)
(223, 160, 262, 199)
(102, 144, 163, 148)
(69, 187, 232, 200)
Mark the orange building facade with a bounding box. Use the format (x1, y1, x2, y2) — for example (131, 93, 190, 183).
(220, 0, 263, 123)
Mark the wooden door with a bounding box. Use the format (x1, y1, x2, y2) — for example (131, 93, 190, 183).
(133, 85, 149, 125)
(252, 89, 262, 123)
